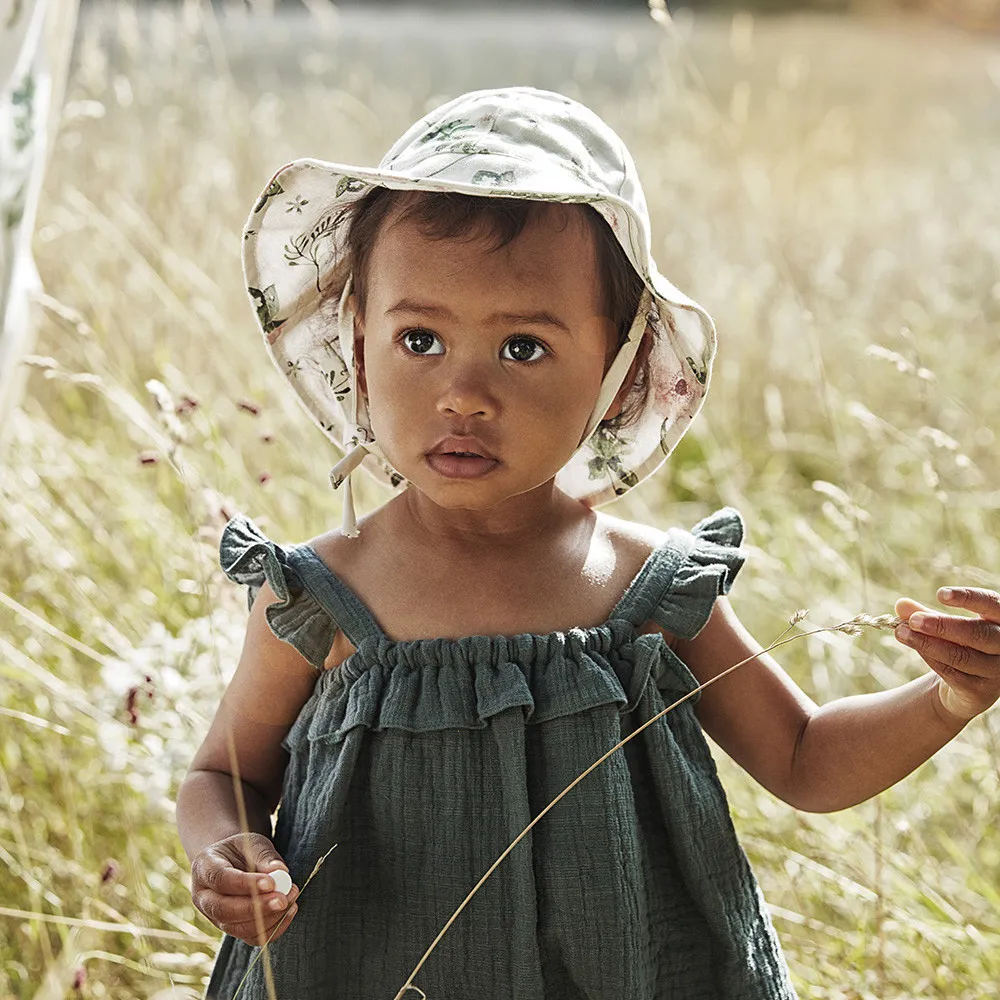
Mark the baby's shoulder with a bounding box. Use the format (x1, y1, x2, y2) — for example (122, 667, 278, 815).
(593, 513, 684, 646)
(594, 511, 670, 565)
(304, 505, 386, 576)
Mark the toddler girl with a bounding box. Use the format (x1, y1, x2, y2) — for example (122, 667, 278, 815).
(176, 87, 1000, 1000)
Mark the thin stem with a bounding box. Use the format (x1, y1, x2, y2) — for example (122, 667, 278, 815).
(227, 728, 278, 1000)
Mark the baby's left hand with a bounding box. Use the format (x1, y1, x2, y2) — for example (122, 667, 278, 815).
(895, 588, 1000, 721)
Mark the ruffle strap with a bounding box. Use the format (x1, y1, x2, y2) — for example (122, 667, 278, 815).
(614, 507, 746, 641)
(219, 515, 339, 671)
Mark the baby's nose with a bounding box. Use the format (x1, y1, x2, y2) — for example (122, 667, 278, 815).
(436, 366, 499, 419)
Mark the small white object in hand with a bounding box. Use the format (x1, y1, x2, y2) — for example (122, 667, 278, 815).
(270, 869, 293, 896)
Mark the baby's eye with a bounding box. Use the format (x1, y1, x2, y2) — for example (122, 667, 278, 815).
(401, 329, 443, 355)
(501, 336, 547, 363)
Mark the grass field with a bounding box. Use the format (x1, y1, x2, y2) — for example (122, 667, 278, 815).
(1, 3, 999, 997)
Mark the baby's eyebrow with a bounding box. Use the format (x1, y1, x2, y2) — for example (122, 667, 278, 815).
(386, 298, 571, 334)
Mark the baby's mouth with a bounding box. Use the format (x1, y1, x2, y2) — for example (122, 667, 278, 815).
(427, 436, 499, 461)
(426, 441, 501, 479)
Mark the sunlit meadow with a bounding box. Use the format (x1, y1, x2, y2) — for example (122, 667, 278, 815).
(1, 2, 999, 996)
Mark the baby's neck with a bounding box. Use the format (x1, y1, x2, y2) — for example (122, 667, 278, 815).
(395, 485, 588, 556)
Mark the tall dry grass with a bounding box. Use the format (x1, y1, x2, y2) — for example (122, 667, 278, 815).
(1, 2, 998, 997)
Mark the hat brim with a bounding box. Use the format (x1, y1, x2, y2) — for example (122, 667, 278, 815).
(242, 156, 716, 507)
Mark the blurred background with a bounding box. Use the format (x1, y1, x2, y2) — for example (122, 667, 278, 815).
(1, 0, 999, 997)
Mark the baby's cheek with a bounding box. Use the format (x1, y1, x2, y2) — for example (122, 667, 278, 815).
(520, 390, 593, 464)
(364, 368, 412, 435)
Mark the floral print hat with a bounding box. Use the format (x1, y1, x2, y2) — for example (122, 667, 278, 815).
(243, 86, 716, 535)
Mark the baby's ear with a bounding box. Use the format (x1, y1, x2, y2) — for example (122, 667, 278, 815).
(602, 325, 653, 422)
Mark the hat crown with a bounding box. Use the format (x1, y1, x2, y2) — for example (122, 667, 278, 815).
(375, 87, 648, 227)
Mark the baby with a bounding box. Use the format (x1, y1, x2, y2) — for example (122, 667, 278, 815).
(176, 87, 1000, 1000)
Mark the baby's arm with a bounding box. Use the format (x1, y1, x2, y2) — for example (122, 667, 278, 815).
(176, 580, 318, 943)
(674, 593, 998, 813)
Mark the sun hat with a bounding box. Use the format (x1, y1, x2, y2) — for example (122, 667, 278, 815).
(242, 86, 717, 536)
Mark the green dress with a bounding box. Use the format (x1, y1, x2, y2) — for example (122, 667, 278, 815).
(205, 507, 798, 1000)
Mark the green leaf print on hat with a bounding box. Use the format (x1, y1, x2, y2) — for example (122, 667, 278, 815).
(283, 212, 340, 293)
(586, 425, 640, 494)
(253, 178, 284, 214)
(686, 355, 708, 386)
(248, 285, 281, 335)
(336, 176, 367, 198)
(471, 169, 516, 186)
(441, 141, 495, 156)
(326, 363, 351, 401)
(419, 118, 477, 144)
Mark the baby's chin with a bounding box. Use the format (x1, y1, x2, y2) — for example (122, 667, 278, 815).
(399, 470, 565, 516)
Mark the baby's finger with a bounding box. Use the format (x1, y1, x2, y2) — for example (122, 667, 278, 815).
(907, 611, 1000, 656)
(895, 597, 933, 620)
(938, 587, 1000, 624)
(895, 622, 998, 678)
(227, 902, 300, 946)
(192, 854, 269, 898)
(195, 885, 295, 931)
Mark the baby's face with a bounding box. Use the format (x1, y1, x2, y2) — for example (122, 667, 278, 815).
(354, 203, 619, 511)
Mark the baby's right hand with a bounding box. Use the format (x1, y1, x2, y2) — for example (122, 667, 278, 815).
(190, 832, 300, 946)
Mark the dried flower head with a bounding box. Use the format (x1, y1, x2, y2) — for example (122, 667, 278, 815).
(125, 686, 140, 725)
(832, 614, 903, 637)
(146, 379, 188, 443)
(835, 623, 864, 636)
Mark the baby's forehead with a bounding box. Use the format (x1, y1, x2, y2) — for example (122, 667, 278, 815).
(349, 190, 609, 314)
(377, 207, 595, 273)
(381, 193, 591, 237)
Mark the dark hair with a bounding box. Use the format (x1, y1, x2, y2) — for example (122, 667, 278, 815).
(335, 189, 654, 429)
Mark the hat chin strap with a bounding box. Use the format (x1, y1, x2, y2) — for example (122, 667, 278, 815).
(329, 284, 652, 537)
(328, 275, 369, 538)
(577, 288, 651, 446)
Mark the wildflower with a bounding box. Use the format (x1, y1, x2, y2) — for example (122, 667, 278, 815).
(125, 686, 140, 726)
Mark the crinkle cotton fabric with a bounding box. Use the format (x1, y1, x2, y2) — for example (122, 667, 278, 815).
(205, 508, 798, 1000)
(242, 86, 717, 510)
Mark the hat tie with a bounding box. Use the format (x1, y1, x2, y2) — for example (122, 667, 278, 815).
(328, 275, 368, 537)
(329, 442, 369, 537)
(578, 288, 652, 446)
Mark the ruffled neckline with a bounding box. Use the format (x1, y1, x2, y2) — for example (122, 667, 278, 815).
(219, 508, 747, 736)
